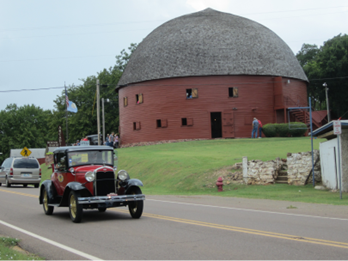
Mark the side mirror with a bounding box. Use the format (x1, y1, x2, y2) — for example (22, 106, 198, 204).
(60, 156, 66, 164)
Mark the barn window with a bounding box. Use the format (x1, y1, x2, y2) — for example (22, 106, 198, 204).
(229, 87, 238, 98)
(136, 93, 143, 104)
(156, 119, 167, 128)
(133, 122, 141, 130)
(181, 118, 193, 126)
(123, 97, 128, 107)
(186, 88, 198, 99)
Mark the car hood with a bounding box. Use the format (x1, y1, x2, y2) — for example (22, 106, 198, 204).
(73, 165, 114, 173)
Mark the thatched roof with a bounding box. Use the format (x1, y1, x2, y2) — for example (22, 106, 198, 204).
(117, 8, 307, 87)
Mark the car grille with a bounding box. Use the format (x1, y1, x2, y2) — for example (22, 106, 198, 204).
(95, 171, 116, 196)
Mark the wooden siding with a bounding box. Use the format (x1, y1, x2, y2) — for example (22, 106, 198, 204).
(118, 75, 307, 145)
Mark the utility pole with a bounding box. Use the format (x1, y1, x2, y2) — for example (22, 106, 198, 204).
(65, 83, 68, 144)
(323, 82, 330, 122)
(97, 79, 101, 145)
(102, 98, 105, 146)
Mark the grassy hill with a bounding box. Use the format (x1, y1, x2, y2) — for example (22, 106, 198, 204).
(41, 137, 348, 205)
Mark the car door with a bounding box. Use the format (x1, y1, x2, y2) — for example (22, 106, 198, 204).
(0, 158, 12, 183)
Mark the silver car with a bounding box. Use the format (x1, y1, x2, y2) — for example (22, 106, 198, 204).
(0, 157, 41, 188)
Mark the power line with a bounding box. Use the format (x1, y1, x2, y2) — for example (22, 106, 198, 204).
(1, 75, 347, 93)
(0, 86, 64, 93)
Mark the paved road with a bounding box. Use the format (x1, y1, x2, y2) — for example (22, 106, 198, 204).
(0, 185, 348, 260)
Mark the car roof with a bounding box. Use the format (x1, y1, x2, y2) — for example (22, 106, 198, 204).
(86, 134, 102, 138)
(53, 146, 113, 154)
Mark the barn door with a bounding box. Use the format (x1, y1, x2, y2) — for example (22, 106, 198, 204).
(222, 110, 234, 138)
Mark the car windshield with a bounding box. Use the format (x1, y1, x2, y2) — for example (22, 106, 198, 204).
(13, 158, 39, 168)
(68, 150, 113, 167)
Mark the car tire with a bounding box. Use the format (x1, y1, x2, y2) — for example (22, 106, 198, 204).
(0, 183, 2, 186)
(5, 177, 11, 187)
(34, 184, 39, 188)
(43, 189, 54, 215)
(23, 184, 27, 188)
(98, 207, 107, 212)
(127, 187, 144, 219)
(69, 191, 83, 223)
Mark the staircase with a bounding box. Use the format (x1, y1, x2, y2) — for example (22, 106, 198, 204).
(275, 169, 288, 184)
(289, 109, 321, 129)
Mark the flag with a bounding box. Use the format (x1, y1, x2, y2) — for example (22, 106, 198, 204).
(67, 101, 78, 113)
(65, 89, 69, 108)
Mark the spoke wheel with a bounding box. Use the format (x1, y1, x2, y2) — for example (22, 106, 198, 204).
(98, 207, 106, 212)
(127, 187, 143, 219)
(23, 184, 27, 188)
(43, 189, 54, 215)
(69, 191, 83, 223)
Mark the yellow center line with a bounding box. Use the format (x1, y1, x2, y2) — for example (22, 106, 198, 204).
(112, 210, 348, 250)
(2, 189, 348, 249)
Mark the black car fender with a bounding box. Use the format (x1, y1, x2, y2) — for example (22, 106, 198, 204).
(60, 182, 92, 207)
(39, 180, 58, 204)
(125, 178, 143, 194)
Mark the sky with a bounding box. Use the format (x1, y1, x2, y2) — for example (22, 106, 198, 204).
(1, 0, 347, 112)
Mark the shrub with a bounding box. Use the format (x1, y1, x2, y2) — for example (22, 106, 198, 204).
(263, 123, 277, 137)
(263, 122, 307, 137)
(288, 122, 307, 137)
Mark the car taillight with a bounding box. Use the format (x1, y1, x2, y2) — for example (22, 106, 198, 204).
(39, 168, 41, 177)
(10, 168, 13, 176)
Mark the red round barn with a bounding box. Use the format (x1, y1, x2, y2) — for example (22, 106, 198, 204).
(116, 8, 308, 146)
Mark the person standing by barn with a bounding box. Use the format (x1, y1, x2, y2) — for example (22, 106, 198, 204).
(251, 118, 259, 138)
(258, 119, 263, 138)
(109, 132, 114, 147)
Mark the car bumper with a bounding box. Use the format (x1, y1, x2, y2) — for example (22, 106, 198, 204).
(8, 177, 41, 184)
(78, 194, 145, 205)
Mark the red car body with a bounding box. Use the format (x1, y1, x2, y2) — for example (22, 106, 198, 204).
(39, 146, 144, 223)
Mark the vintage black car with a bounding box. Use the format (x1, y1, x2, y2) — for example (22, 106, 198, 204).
(39, 146, 145, 223)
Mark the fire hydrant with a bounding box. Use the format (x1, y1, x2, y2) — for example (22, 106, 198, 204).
(216, 177, 223, 192)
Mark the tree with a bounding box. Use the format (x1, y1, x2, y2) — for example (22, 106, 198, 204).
(296, 34, 348, 117)
(0, 104, 52, 162)
(48, 43, 138, 144)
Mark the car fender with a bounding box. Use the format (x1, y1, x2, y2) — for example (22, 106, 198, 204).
(125, 179, 143, 194)
(39, 180, 58, 204)
(60, 182, 91, 207)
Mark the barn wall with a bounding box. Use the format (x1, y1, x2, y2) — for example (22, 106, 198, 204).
(118, 75, 307, 145)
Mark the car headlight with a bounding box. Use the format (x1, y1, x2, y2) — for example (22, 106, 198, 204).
(117, 170, 130, 181)
(85, 171, 95, 182)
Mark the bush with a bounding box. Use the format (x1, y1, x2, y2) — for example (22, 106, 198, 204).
(263, 122, 307, 137)
(288, 122, 307, 137)
(263, 123, 277, 137)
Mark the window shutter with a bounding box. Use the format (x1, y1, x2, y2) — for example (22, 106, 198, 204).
(124, 97, 128, 107)
(136, 122, 141, 130)
(139, 93, 143, 104)
(161, 119, 168, 128)
(187, 118, 193, 126)
(192, 88, 198, 98)
(233, 87, 239, 98)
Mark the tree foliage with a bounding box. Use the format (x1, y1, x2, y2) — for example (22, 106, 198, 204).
(48, 43, 138, 144)
(296, 34, 348, 117)
(0, 104, 52, 162)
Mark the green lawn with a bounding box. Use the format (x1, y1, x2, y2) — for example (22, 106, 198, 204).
(40, 137, 348, 205)
(0, 237, 42, 260)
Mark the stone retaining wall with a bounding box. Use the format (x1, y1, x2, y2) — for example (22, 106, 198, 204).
(237, 150, 321, 185)
(287, 150, 321, 185)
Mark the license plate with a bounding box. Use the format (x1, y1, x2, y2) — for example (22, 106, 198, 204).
(21, 174, 32, 177)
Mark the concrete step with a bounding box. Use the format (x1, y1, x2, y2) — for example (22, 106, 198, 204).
(279, 170, 288, 175)
(275, 180, 288, 184)
(277, 175, 288, 181)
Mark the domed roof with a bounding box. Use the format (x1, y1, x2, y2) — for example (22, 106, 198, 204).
(117, 8, 307, 87)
